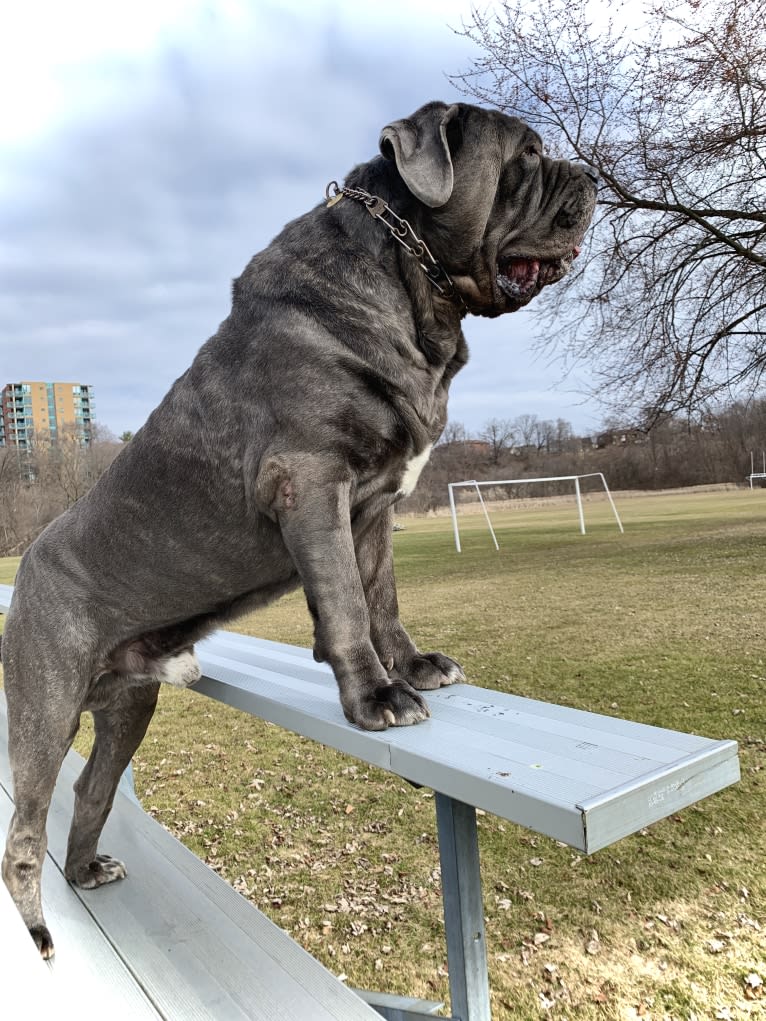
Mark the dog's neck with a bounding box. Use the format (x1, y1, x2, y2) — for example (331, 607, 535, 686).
(326, 179, 467, 315)
(333, 159, 469, 376)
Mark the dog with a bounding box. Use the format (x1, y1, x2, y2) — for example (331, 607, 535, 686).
(1, 101, 597, 957)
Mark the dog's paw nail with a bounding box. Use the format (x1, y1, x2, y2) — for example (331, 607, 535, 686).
(382, 708, 396, 725)
(29, 924, 55, 959)
(404, 651, 463, 690)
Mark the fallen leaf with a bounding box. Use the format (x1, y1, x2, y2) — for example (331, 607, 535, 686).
(737, 913, 761, 931)
(744, 972, 763, 999)
(656, 913, 679, 930)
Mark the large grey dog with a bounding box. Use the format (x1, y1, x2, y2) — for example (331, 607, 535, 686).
(1, 101, 596, 957)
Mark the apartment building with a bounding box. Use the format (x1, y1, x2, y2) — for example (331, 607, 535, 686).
(0, 381, 95, 448)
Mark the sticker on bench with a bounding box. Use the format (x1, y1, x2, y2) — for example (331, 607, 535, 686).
(647, 781, 682, 808)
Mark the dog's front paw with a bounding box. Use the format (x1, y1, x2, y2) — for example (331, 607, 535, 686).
(404, 652, 465, 691)
(343, 680, 430, 731)
(67, 853, 127, 889)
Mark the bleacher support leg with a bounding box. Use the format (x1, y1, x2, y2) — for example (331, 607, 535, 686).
(435, 793, 491, 1021)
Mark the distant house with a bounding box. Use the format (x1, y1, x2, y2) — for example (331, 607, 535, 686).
(593, 427, 645, 449)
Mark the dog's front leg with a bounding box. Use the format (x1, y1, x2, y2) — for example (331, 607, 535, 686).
(357, 506, 465, 690)
(256, 454, 429, 730)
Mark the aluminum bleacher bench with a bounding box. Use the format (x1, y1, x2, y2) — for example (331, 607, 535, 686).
(0, 584, 740, 1021)
(0, 696, 382, 1021)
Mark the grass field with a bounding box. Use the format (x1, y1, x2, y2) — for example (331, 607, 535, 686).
(1, 488, 764, 1019)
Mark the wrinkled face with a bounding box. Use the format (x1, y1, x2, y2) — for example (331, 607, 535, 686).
(487, 116, 595, 316)
(380, 103, 598, 318)
(441, 110, 598, 317)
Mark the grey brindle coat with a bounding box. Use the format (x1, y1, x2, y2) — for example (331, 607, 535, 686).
(1, 102, 596, 957)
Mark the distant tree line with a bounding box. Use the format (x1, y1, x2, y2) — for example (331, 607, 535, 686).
(400, 400, 766, 514)
(1, 399, 765, 555)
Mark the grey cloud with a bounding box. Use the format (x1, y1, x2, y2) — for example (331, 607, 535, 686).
(1, 4, 601, 437)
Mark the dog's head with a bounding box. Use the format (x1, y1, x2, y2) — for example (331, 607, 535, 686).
(379, 101, 597, 317)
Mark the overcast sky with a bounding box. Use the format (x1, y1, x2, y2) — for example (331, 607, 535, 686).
(1, 0, 604, 440)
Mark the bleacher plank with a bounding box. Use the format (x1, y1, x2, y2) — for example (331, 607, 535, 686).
(193, 629, 740, 853)
(0, 874, 78, 1019)
(0, 695, 380, 1021)
(0, 779, 163, 1017)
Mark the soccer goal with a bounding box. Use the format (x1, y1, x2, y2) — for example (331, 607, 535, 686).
(447, 472, 624, 552)
(747, 451, 766, 489)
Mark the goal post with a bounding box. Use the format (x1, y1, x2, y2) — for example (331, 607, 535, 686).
(447, 473, 624, 552)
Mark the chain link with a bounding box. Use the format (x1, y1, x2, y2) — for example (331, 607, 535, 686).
(325, 181, 466, 310)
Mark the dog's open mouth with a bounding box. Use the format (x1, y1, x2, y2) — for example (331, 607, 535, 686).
(497, 248, 581, 303)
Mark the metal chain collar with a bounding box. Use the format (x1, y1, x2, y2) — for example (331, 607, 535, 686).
(325, 181, 467, 312)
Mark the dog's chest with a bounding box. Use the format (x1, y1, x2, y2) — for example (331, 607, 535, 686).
(395, 444, 432, 498)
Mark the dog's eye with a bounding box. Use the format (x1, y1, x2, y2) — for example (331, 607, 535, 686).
(524, 146, 542, 158)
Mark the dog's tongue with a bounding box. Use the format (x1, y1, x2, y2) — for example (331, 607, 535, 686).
(499, 257, 541, 298)
(505, 257, 540, 290)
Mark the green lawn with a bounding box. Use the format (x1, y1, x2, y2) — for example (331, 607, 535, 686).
(1, 488, 764, 1019)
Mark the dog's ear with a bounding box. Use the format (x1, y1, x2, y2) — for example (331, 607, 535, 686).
(379, 102, 461, 208)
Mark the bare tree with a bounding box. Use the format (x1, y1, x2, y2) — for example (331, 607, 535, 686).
(455, 0, 766, 423)
(513, 412, 540, 448)
(552, 417, 575, 453)
(0, 426, 122, 555)
(0, 448, 24, 551)
(42, 424, 92, 506)
(438, 421, 469, 446)
(480, 417, 516, 463)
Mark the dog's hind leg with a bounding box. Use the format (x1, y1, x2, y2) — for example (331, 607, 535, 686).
(2, 674, 82, 959)
(64, 681, 159, 889)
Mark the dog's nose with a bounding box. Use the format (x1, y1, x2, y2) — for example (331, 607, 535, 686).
(576, 163, 599, 186)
